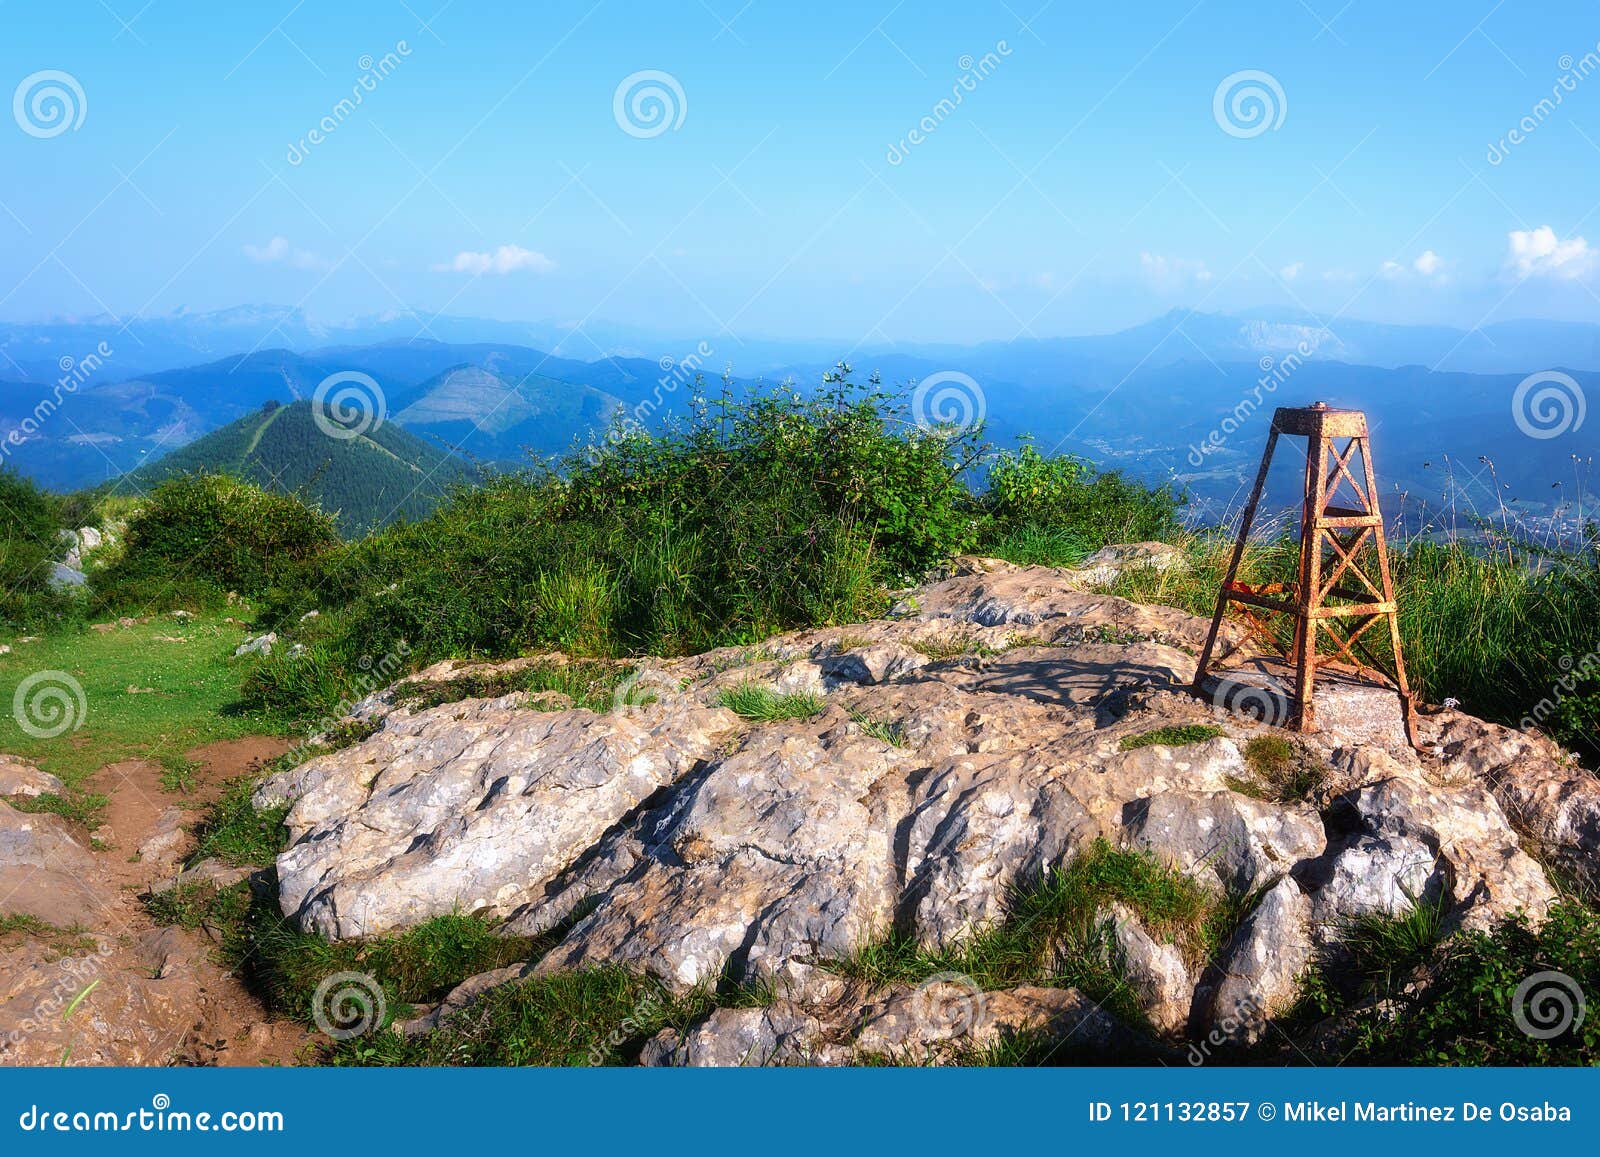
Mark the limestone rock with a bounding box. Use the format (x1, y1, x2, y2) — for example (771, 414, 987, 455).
(0, 756, 65, 799)
(853, 983, 1129, 1063)
(640, 1003, 827, 1067)
(0, 800, 116, 928)
(1090, 903, 1194, 1035)
(274, 694, 737, 939)
(233, 633, 277, 658)
(1121, 789, 1324, 897)
(1072, 541, 1186, 587)
(1201, 877, 1314, 1043)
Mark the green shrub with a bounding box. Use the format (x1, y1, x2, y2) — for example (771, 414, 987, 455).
(0, 469, 78, 631)
(91, 474, 338, 612)
(1305, 903, 1600, 1065)
(978, 442, 1182, 555)
(242, 379, 981, 720)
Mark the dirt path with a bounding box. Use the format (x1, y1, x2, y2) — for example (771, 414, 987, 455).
(70, 737, 312, 1067)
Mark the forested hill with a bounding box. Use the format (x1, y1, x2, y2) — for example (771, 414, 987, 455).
(130, 400, 474, 535)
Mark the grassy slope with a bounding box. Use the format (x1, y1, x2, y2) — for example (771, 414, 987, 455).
(134, 401, 473, 536)
(0, 611, 285, 785)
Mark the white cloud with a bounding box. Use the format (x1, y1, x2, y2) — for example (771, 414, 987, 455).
(1377, 251, 1447, 283)
(243, 236, 329, 271)
(433, 244, 556, 275)
(1139, 252, 1212, 288)
(1507, 226, 1594, 280)
(1279, 262, 1303, 281)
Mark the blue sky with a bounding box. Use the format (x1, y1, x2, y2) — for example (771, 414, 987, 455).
(4, 0, 1600, 345)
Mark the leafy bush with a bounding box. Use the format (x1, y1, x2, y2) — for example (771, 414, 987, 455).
(0, 469, 77, 630)
(1307, 903, 1600, 1065)
(978, 442, 1182, 555)
(245, 380, 985, 719)
(91, 474, 339, 612)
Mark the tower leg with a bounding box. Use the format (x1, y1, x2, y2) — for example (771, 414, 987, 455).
(1358, 434, 1421, 748)
(1192, 427, 1279, 692)
(1293, 430, 1330, 732)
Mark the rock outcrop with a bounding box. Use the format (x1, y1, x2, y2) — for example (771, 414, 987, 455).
(252, 553, 1584, 1062)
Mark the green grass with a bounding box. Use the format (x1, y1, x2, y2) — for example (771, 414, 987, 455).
(0, 913, 98, 958)
(1286, 902, 1600, 1065)
(1108, 531, 1600, 766)
(146, 880, 548, 1040)
(399, 660, 635, 715)
(187, 778, 289, 868)
(833, 840, 1223, 1030)
(0, 610, 286, 786)
(158, 753, 201, 794)
(10, 790, 109, 830)
(715, 685, 825, 722)
(1119, 724, 1224, 752)
(982, 525, 1094, 568)
(1225, 735, 1326, 804)
(907, 635, 999, 662)
(329, 966, 734, 1067)
(849, 709, 907, 747)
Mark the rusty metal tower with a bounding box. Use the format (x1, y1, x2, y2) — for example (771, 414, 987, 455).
(1191, 402, 1418, 746)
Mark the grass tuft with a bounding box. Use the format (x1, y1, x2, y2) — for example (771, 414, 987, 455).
(715, 685, 824, 722)
(1119, 724, 1224, 752)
